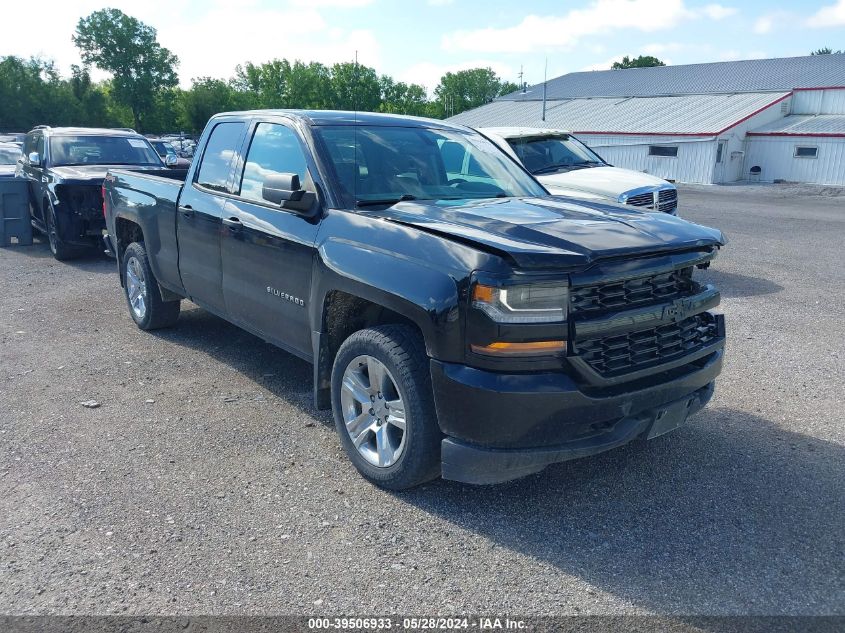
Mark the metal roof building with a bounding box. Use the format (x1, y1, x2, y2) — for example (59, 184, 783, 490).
(449, 55, 845, 185)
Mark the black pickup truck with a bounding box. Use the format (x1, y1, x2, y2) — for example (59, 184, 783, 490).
(16, 126, 175, 260)
(103, 110, 726, 490)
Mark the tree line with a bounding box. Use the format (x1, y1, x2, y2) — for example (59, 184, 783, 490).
(0, 8, 517, 134)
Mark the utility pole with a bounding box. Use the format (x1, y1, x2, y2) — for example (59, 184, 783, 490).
(542, 57, 548, 121)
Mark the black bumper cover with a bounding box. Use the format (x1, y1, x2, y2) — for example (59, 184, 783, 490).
(432, 344, 723, 484)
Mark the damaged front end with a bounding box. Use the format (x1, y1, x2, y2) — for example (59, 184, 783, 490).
(53, 184, 105, 246)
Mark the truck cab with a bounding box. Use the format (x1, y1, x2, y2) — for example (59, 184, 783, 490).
(104, 110, 725, 490)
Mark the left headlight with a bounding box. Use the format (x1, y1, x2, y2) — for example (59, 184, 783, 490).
(472, 281, 569, 323)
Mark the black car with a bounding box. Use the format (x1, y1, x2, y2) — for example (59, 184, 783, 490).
(17, 126, 171, 260)
(0, 142, 21, 179)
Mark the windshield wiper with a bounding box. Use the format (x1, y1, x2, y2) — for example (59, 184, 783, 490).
(532, 164, 577, 175)
(356, 194, 417, 208)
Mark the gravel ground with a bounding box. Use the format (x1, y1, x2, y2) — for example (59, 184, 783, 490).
(1, 184, 843, 617)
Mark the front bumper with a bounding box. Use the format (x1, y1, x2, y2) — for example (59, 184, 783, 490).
(431, 340, 723, 484)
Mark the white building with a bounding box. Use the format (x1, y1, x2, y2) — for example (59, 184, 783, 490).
(448, 55, 845, 186)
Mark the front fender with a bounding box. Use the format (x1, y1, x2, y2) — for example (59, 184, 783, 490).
(311, 238, 465, 361)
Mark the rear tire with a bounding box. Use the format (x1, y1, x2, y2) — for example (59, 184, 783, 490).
(331, 324, 441, 490)
(45, 201, 82, 261)
(122, 242, 181, 330)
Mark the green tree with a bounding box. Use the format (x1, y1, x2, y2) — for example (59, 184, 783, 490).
(611, 55, 666, 69)
(329, 62, 381, 111)
(811, 47, 843, 54)
(73, 8, 179, 132)
(379, 76, 430, 116)
(180, 78, 241, 132)
(433, 68, 515, 118)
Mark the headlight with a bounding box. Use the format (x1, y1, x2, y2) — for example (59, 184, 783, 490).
(472, 281, 568, 323)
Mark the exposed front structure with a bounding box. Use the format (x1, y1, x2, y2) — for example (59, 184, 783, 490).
(449, 56, 845, 186)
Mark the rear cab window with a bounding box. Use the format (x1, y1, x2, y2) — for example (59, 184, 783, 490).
(195, 122, 247, 193)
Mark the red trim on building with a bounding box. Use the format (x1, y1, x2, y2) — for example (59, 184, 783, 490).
(747, 132, 845, 138)
(570, 92, 794, 138)
(572, 131, 716, 137)
(716, 93, 792, 135)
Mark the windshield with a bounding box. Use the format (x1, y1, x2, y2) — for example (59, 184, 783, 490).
(0, 147, 20, 164)
(50, 135, 161, 167)
(506, 134, 606, 175)
(315, 125, 546, 207)
(151, 141, 176, 158)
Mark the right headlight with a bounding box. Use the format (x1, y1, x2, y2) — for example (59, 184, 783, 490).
(471, 281, 569, 324)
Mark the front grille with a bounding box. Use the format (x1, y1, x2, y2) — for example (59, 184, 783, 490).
(570, 267, 696, 317)
(625, 192, 654, 208)
(576, 312, 720, 377)
(658, 189, 678, 213)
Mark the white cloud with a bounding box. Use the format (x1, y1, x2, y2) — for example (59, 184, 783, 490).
(806, 0, 845, 27)
(441, 0, 737, 54)
(427, 0, 455, 5)
(753, 15, 774, 34)
(699, 4, 738, 20)
(398, 60, 515, 95)
(290, 0, 374, 6)
(0, 0, 380, 88)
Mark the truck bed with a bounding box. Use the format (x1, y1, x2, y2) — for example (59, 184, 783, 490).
(105, 168, 187, 294)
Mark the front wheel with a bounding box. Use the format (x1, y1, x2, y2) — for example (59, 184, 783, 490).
(331, 325, 441, 490)
(45, 201, 81, 261)
(122, 242, 181, 330)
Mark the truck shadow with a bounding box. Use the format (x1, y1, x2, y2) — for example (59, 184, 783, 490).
(11, 235, 115, 274)
(698, 268, 783, 298)
(149, 306, 842, 617)
(401, 407, 844, 617)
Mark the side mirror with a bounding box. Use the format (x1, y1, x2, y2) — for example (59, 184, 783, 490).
(165, 154, 178, 167)
(28, 152, 41, 166)
(262, 173, 318, 215)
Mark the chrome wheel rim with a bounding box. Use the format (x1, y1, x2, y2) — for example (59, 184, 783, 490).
(340, 355, 407, 468)
(125, 256, 148, 320)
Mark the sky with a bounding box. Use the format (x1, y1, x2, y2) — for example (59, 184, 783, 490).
(2, 0, 844, 93)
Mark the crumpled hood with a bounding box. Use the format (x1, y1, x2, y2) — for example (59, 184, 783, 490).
(539, 166, 672, 200)
(371, 196, 723, 269)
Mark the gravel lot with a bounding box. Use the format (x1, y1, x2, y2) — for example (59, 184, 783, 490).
(1, 184, 843, 617)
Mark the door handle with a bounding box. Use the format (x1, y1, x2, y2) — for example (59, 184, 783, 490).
(222, 216, 242, 229)
(178, 205, 195, 217)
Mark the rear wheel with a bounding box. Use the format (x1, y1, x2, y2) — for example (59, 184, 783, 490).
(45, 201, 81, 261)
(122, 242, 181, 330)
(331, 324, 441, 490)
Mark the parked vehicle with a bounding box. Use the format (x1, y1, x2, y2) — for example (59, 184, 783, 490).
(480, 127, 679, 214)
(0, 142, 21, 178)
(104, 110, 725, 490)
(147, 138, 191, 169)
(17, 126, 176, 260)
(0, 132, 26, 148)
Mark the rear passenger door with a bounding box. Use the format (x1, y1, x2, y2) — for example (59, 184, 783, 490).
(221, 119, 321, 358)
(176, 120, 246, 315)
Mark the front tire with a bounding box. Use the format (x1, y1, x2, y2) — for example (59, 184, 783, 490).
(45, 201, 81, 261)
(122, 242, 181, 330)
(331, 325, 441, 490)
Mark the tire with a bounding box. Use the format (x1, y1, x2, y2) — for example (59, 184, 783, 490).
(45, 201, 82, 261)
(331, 324, 441, 490)
(122, 242, 181, 330)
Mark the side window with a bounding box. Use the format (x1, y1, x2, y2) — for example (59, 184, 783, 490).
(23, 134, 35, 156)
(34, 135, 44, 164)
(196, 122, 245, 193)
(238, 123, 310, 203)
(439, 140, 466, 175)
